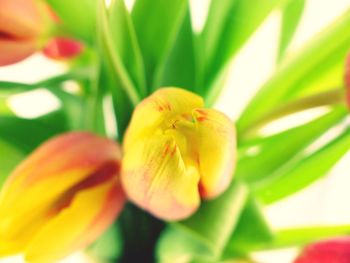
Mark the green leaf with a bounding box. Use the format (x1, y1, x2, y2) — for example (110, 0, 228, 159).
(88, 223, 122, 261)
(157, 225, 211, 263)
(96, 0, 141, 137)
(0, 71, 89, 94)
(157, 8, 197, 91)
(223, 197, 274, 258)
(271, 225, 350, 249)
(236, 106, 347, 183)
(132, 0, 187, 90)
(109, 0, 147, 97)
(0, 112, 67, 187)
(0, 140, 25, 187)
(254, 124, 350, 204)
(0, 114, 67, 153)
(97, 0, 141, 106)
(160, 182, 249, 261)
(238, 8, 350, 131)
(200, 0, 289, 103)
(47, 87, 89, 131)
(277, 0, 305, 61)
(46, 0, 97, 44)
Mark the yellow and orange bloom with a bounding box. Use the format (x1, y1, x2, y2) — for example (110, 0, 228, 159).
(0, 0, 83, 66)
(0, 132, 125, 262)
(0, 0, 46, 66)
(122, 88, 236, 220)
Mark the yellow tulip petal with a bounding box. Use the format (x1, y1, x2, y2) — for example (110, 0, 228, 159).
(0, 132, 121, 245)
(193, 108, 236, 199)
(124, 87, 204, 150)
(24, 180, 124, 263)
(122, 135, 200, 220)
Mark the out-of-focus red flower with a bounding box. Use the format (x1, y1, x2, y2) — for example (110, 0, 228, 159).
(43, 37, 84, 60)
(294, 237, 350, 263)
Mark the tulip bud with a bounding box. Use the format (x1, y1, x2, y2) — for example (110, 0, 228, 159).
(0, 0, 46, 66)
(43, 37, 84, 60)
(345, 51, 350, 109)
(294, 237, 350, 263)
(122, 88, 236, 220)
(0, 132, 125, 262)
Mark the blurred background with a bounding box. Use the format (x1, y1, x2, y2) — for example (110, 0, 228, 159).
(1, 0, 350, 262)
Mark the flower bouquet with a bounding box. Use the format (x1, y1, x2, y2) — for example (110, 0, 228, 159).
(1, 0, 350, 262)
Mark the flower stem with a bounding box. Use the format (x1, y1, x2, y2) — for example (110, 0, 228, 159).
(240, 88, 346, 139)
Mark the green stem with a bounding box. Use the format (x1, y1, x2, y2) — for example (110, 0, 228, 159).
(0, 69, 90, 93)
(240, 88, 345, 138)
(119, 204, 165, 263)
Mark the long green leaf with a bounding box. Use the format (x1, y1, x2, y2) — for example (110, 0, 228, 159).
(157, 225, 212, 263)
(132, 0, 187, 90)
(96, 0, 140, 137)
(46, 0, 97, 44)
(97, 0, 141, 106)
(0, 71, 89, 93)
(109, 0, 147, 97)
(238, 8, 350, 131)
(172, 182, 249, 259)
(200, 0, 289, 103)
(277, 0, 305, 61)
(0, 112, 67, 187)
(237, 107, 347, 183)
(157, 8, 197, 91)
(0, 140, 25, 187)
(223, 197, 274, 258)
(272, 225, 350, 249)
(254, 125, 350, 204)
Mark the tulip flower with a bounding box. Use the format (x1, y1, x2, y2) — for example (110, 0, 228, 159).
(0, 0, 46, 66)
(0, 0, 83, 66)
(43, 37, 84, 60)
(122, 88, 236, 220)
(0, 132, 125, 262)
(294, 237, 350, 263)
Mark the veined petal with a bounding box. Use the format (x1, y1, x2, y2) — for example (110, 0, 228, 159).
(24, 180, 124, 263)
(124, 87, 204, 150)
(122, 135, 200, 220)
(193, 109, 236, 199)
(0, 38, 36, 66)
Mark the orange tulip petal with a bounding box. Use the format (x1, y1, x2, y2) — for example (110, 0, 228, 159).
(0, 132, 122, 254)
(24, 180, 124, 262)
(0, 0, 44, 38)
(0, 38, 36, 66)
(193, 109, 236, 199)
